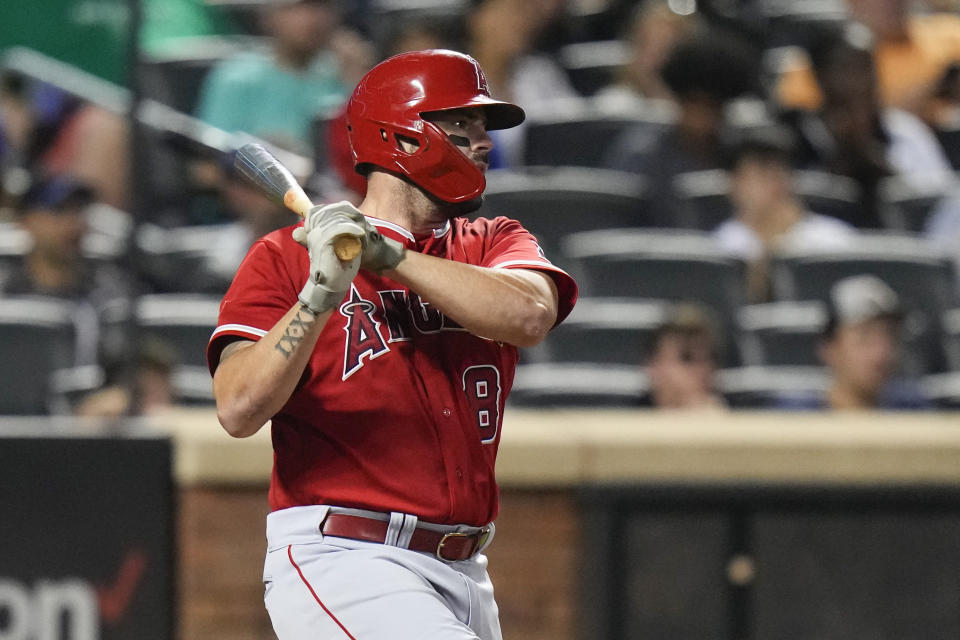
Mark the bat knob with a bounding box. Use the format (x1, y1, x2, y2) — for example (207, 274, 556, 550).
(334, 235, 363, 262)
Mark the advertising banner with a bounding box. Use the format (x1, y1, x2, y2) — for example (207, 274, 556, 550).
(0, 431, 173, 640)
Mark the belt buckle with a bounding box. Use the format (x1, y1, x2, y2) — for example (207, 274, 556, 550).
(436, 527, 490, 561)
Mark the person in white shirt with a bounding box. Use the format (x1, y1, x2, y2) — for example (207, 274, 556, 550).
(713, 125, 858, 301)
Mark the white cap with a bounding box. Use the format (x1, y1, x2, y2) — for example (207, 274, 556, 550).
(827, 274, 902, 332)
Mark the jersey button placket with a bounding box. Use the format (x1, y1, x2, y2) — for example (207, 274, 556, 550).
(441, 407, 452, 417)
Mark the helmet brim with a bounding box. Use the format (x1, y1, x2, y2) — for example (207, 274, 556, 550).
(423, 98, 525, 131)
(482, 100, 526, 130)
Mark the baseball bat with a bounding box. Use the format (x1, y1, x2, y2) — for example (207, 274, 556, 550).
(233, 143, 363, 261)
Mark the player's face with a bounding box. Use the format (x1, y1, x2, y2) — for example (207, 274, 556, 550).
(423, 107, 494, 174)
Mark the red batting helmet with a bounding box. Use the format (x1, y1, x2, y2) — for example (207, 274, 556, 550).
(346, 49, 525, 203)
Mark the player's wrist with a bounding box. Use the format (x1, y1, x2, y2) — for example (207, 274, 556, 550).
(298, 280, 345, 314)
(297, 300, 320, 317)
(362, 232, 406, 273)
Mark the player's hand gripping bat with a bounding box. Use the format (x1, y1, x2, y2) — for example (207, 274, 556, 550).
(233, 143, 363, 261)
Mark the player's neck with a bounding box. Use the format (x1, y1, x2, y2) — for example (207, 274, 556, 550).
(360, 175, 450, 236)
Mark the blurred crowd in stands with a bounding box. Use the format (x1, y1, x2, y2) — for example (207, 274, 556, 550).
(2, 0, 960, 415)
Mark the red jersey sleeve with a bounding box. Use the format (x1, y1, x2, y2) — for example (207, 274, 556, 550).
(478, 216, 578, 326)
(206, 228, 305, 374)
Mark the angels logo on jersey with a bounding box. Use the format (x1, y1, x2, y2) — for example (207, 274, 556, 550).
(339, 284, 466, 380)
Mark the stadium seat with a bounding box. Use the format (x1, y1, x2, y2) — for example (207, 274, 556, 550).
(792, 170, 863, 226)
(716, 365, 830, 408)
(561, 228, 747, 366)
(922, 371, 960, 409)
(737, 301, 827, 367)
(557, 40, 630, 97)
(522, 97, 675, 168)
(769, 233, 959, 374)
(543, 297, 672, 365)
(479, 167, 650, 265)
(0, 297, 78, 414)
(0, 222, 29, 278)
(878, 176, 954, 233)
(935, 123, 960, 171)
(135, 224, 232, 294)
(671, 169, 733, 231)
(508, 363, 646, 408)
(943, 308, 960, 371)
(136, 293, 221, 403)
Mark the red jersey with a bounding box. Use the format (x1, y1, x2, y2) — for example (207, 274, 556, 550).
(208, 215, 577, 526)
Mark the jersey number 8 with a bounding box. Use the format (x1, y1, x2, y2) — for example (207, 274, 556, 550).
(462, 365, 501, 444)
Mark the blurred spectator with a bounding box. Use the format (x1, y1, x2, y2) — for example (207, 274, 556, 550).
(0, 73, 74, 171)
(643, 303, 727, 410)
(0, 73, 44, 184)
(379, 17, 450, 59)
(195, 0, 352, 155)
(201, 165, 299, 286)
(784, 22, 956, 228)
(42, 103, 130, 212)
(595, 1, 699, 106)
(0, 73, 131, 212)
(776, 275, 930, 410)
(466, 0, 581, 165)
(778, 0, 960, 129)
(74, 338, 177, 418)
(713, 124, 858, 301)
(0, 173, 136, 372)
(329, 25, 377, 92)
(604, 28, 760, 226)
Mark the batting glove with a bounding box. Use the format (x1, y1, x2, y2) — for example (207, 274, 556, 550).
(359, 217, 405, 274)
(292, 203, 365, 314)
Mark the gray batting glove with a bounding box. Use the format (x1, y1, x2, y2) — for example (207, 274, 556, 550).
(297, 200, 366, 234)
(292, 205, 365, 314)
(359, 217, 405, 274)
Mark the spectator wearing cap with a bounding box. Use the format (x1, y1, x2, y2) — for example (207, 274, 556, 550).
(712, 124, 858, 302)
(642, 303, 727, 410)
(1, 173, 136, 374)
(4, 174, 96, 297)
(603, 27, 761, 226)
(776, 275, 930, 410)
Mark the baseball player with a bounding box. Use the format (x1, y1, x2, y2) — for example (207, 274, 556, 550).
(207, 49, 578, 640)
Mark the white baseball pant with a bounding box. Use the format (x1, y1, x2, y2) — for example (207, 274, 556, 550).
(262, 505, 502, 640)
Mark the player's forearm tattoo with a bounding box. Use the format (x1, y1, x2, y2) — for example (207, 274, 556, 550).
(275, 306, 316, 359)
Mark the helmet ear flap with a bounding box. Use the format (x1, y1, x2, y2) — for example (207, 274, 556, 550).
(392, 119, 486, 203)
